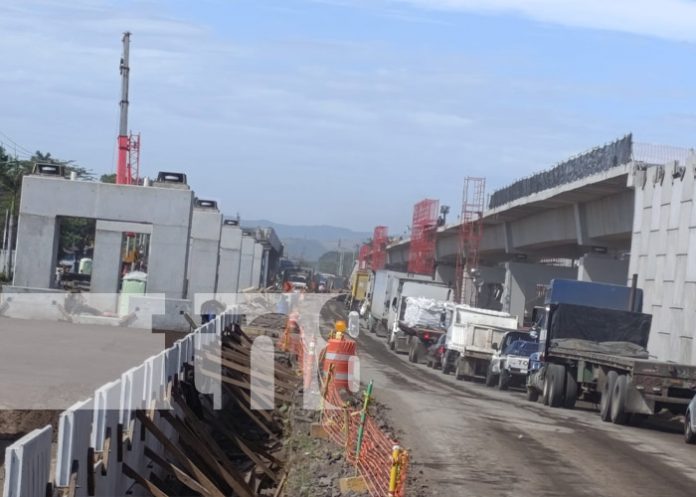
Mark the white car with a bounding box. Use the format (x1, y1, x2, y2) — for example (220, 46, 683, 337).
(486, 335, 538, 390)
(686, 394, 696, 444)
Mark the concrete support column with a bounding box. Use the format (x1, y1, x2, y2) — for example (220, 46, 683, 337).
(238, 236, 255, 290)
(187, 208, 223, 299)
(251, 242, 263, 289)
(91, 228, 122, 295)
(13, 213, 59, 289)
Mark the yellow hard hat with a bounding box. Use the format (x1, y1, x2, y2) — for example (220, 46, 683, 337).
(335, 320, 347, 332)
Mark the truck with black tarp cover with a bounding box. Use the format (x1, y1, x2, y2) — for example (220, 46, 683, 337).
(528, 279, 696, 426)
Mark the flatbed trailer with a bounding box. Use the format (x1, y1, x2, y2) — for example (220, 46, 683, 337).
(541, 346, 696, 417)
(394, 322, 445, 364)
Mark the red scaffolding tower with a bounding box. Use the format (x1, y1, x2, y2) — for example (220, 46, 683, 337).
(408, 199, 439, 275)
(358, 244, 371, 270)
(371, 226, 388, 270)
(455, 177, 486, 304)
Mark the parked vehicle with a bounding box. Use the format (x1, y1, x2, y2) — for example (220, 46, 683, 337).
(388, 282, 453, 360)
(426, 334, 447, 369)
(346, 269, 371, 310)
(442, 305, 519, 380)
(528, 278, 696, 426)
(486, 334, 538, 390)
(685, 395, 696, 444)
(367, 270, 432, 334)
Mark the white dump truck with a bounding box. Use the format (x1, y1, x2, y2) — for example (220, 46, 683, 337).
(388, 282, 453, 360)
(442, 305, 519, 380)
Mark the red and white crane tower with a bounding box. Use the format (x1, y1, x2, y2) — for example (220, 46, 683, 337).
(116, 32, 141, 185)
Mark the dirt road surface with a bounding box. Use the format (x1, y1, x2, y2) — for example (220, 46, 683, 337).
(357, 330, 696, 497)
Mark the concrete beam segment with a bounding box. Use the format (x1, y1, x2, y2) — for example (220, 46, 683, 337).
(13, 176, 193, 298)
(629, 158, 696, 364)
(187, 207, 223, 299)
(577, 253, 629, 285)
(501, 262, 577, 324)
(217, 223, 243, 294)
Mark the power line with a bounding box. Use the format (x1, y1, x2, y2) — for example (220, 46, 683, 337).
(0, 130, 33, 157)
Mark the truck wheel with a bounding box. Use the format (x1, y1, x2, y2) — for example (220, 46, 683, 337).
(527, 387, 539, 402)
(485, 365, 497, 387)
(563, 371, 578, 409)
(408, 341, 419, 363)
(442, 356, 452, 375)
(610, 374, 630, 425)
(455, 360, 464, 381)
(685, 411, 696, 444)
(498, 369, 510, 391)
(600, 371, 618, 422)
(541, 372, 550, 405)
(547, 364, 565, 408)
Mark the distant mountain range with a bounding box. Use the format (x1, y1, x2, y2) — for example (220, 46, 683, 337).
(241, 219, 371, 261)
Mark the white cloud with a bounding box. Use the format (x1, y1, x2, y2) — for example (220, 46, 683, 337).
(389, 0, 696, 42)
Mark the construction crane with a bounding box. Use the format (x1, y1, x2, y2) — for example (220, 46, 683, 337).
(116, 32, 141, 185)
(455, 177, 485, 304)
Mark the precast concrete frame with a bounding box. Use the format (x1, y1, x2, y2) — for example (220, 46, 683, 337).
(12, 175, 194, 299)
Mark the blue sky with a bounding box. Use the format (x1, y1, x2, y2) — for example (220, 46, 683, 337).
(1, 0, 696, 233)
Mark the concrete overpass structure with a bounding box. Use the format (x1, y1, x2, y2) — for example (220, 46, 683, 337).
(386, 135, 691, 321)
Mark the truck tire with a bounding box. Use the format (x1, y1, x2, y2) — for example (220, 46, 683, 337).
(610, 374, 630, 425)
(527, 387, 539, 402)
(389, 339, 395, 351)
(485, 365, 497, 387)
(498, 369, 510, 391)
(563, 370, 578, 409)
(600, 370, 618, 422)
(408, 340, 421, 363)
(541, 371, 550, 405)
(547, 364, 565, 408)
(455, 360, 464, 381)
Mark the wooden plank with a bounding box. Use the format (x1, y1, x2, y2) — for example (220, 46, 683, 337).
(191, 395, 280, 482)
(144, 446, 213, 497)
(222, 384, 279, 439)
(122, 462, 171, 497)
(160, 410, 256, 497)
(339, 475, 367, 493)
(136, 411, 227, 497)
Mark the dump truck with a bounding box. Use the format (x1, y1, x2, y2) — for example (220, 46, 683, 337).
(388, 281, 453, 360)
(527, 278, 696, 426)
(442, 306, 519, 379)
(346, 269, 371, 311)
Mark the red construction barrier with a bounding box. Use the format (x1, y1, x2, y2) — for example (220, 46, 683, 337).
(321, 385, 409, 497)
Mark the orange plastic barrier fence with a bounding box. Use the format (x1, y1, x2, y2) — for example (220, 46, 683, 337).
(280, 314, 409, 497)
(321, 385, 409, 497)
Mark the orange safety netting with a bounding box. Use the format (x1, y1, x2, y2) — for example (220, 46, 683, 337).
(280, 315, 409, 497)
(321, 385, 409, 497)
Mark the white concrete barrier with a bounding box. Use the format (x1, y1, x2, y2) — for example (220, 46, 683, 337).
(2, 311, 230, 497)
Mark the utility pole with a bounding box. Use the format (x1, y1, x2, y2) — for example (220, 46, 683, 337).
(117, 32, 131, 185)
(337, 239, 344, 277)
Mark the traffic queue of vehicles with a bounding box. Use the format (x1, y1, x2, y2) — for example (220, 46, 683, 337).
(360, 268, 696, 445)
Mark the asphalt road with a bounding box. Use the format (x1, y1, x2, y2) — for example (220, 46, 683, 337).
(356, 329, 696, 497)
